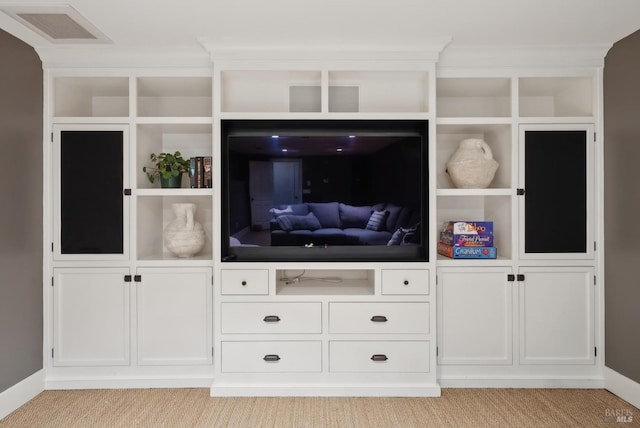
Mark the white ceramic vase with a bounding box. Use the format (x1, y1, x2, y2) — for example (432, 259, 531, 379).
(446, 138, 499, 189)
(163, 203, 205, 258)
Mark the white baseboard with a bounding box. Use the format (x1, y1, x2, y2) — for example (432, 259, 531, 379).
(210, 382, 442, 397)
(45, 376, 214, 390)
(439, 377, 605, 389)
(0, 369, 44, 420)
(605, 367, 640, 409)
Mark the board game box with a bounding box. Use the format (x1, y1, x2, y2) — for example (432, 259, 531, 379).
(437, 242, 497, 259)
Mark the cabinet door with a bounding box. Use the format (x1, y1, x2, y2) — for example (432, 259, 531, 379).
(53, 268, 130, 366)
(53, 125, 129, 261)
(136, 268, 212, 365)
(437, 267, 513, 365)
(519, 267, 595, 365)
(518, 125, 594, 259)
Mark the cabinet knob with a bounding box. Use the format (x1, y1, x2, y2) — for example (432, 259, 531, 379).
(403, 280, 409, 286)
(370, 315, 388, 323)
(370, 354, 388, 362)
(241, 280, 247, 286)
(263, 354, 281, 362)
(263, 315, 281, 323)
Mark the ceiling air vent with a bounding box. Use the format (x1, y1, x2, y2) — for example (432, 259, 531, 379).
(2, 5, 111, 44)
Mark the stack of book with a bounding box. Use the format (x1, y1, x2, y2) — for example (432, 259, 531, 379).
(189, 156, 212, 188)
(437, 221, 497, 259)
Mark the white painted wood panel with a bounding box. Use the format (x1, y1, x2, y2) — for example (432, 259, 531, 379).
(53, 268, 130, 366)
(329, 341, 430, 372)
(519, 267, 595, 365)
(437, 267, 513, 365)
(221, 302, 321, 334)
(221, 341, 322, 373)
(329, 302, 429, 334)
(136, 268, 212, 365)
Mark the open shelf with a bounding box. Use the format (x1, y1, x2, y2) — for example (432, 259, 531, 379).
(54, 77, 129, 117)
(221, 71, 322, 113)
(437, 77, 511, 118)
(519, 77, 594, 117)
(436, 123, 512, 190)
(329, 71, 429, 113)
(136, 123, 212, 189)
(275, 269, 375, 295)
(137, 77, 212, 117)
(136, 195, 213, 261)
(437, 195, 512, 260)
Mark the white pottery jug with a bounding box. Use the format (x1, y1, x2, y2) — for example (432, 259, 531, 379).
(446, 139, 499, 189)
(163, 203, 206, 257)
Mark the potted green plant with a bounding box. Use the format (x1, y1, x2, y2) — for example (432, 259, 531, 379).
(143, 151, 190, 188)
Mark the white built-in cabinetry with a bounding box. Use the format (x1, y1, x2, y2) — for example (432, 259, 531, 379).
(47, 72, 215, 388)
(435, 73, 601, 387)
(210, 59, 439, 396)
(43, 49, 604, 393)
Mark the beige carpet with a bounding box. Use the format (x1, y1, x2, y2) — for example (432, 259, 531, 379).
(1, 388, 638, 427)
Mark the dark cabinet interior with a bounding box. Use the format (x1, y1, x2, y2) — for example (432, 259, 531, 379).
(523, 130, 587, 254)
(60, 130, 124, 254)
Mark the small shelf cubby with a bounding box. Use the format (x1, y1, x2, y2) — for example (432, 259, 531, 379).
(436, 77, 511, 118)
(54, 76, 129, 117)
(136, 123, 212, 189)
(436, 195, 512, 260)
(436, 123, 512, 190)
(518, 77, 594, 117)
(275, 269, 375, 295)
(220, 71, 322, 113)
(136, 76, 212, 117)
(328, 71, 429, 113)
(136, 195, 213, 261)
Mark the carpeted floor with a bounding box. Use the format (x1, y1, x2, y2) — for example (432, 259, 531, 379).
(1, 388, 638, 427)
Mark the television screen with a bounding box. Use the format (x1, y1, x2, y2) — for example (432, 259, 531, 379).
(221, 119, 429, 262)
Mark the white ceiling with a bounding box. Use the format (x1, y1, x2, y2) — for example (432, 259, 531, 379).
(2, 0, 640, 59)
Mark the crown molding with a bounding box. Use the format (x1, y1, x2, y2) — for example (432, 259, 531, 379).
(36, 45, 212, 69)
(199, 37, 452, 63)
(438, 44, 612, 69)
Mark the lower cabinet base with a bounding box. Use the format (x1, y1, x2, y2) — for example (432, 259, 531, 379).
(44, 367, 215, 390)
(209, 381, 442, 397)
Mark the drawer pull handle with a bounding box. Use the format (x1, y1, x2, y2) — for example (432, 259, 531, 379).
(263, 354, 281, 362)
(241, 280, 247, 286)
(403, 280, 410, 285)
(370, 315, 388, 322)
(371, 354, 388, 362)
(263, 315, 281, 323)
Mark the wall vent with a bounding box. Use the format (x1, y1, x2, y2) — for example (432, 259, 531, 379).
(2, 5, 111, 44)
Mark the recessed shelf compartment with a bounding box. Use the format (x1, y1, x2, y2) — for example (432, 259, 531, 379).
(221, 71, 322, 113)
(436, 123, 512, 190)
(519, 77, 593, 117)
(136, 123, 212, 189)
(275, 269, 374, 295)
(137, 77, 212, 117)
(329, 71, 429, 113)
(136, 195, 213, 261)
(54, 77, 129, 117)
(436, 195, 512, 259)
(437, 77, 511, 117)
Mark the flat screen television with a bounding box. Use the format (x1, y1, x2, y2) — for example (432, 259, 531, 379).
(221, 119, 429, 262)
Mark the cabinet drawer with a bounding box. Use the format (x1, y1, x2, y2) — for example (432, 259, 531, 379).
(221, 341, 322, 373)
(381, 269, 429, 295)
(330, 341, 430, 372)
(221, 269, 268, 295)
(329, 302, 429, 334)
(221, 302, 321, 334)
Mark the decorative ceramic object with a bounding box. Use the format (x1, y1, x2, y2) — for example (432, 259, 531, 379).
(163, 203, 205, 257)
(446, 139, 499, 189)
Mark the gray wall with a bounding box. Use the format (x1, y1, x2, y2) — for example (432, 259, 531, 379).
(604, 29, 640, 383)
(0, 29, 43, 393)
